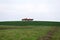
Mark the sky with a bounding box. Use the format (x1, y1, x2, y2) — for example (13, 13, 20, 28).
(0, 0, 60, 21)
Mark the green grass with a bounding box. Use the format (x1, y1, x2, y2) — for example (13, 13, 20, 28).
(0, 26, 52, 40)
(0, 21, 60, 40)
(51, 27, 60, 40)
(0, 21, 60, 26)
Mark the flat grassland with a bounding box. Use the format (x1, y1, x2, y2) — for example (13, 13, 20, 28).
(0, 21, 60, 40)
(51, 27, 60, 40)
(0, 25, 53, 40)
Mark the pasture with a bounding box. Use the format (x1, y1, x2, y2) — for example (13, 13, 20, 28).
(0, 21, 60, 26)
(0, 25, 53, 40)
(0, 21, 60, 40)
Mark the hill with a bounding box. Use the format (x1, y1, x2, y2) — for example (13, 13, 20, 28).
(0, 21, 60, 26)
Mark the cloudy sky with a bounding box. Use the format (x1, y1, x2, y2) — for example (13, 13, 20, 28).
(0, 0, 60, 21)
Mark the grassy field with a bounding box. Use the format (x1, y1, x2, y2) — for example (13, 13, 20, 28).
(0, 21, 60, 26)
(51, 27, 60, 40)
(0, 21, 60, 40)
(0, 25, 53, 40)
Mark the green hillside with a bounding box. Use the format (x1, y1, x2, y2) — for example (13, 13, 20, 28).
(0, 21, 60, 26)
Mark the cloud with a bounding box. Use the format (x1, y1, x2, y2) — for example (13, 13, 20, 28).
(0, 3, 48, 13)
(0, 0, 60, 21)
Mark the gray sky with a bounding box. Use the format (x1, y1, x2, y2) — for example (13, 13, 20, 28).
(0, 0, 60, 21)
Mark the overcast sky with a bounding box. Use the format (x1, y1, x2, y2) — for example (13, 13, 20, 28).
(0, 0, 60, 21)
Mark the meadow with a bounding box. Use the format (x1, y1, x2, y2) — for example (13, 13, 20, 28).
(0, 21, 60, 40)
(0, 21, 60, 26)
(51, 27, 60, 40)
(0, 25, 53, 40)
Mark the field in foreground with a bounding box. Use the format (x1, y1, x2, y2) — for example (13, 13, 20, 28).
(0, 21, 60, 40)
(51, 27, 60, 40)
(0, 25, 60, 40)
(0, 25, 53, 40)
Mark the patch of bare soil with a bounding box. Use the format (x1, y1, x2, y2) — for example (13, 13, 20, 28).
(37, 27, 58, 40)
